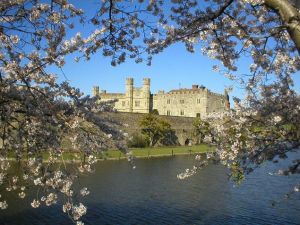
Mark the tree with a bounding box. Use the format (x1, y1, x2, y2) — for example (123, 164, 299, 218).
(127, 132, 149, 148)
(193, 118, 214, 144)
(0, 1, 132, 223)
(1, 0, 300, 223)
(140, 113, 174, 146)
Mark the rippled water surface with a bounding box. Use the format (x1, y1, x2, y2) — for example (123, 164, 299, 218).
(1, 153, 300, 225)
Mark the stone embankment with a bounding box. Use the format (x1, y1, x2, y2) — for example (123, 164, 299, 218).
(100, 112, 196, 145)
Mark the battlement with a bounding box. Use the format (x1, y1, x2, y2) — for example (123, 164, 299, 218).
(167, 89, 206, 95)
(207, 91, 225, 98)
(126, 77, 133, 85)
(101, 93, 124, 98)
(143, 78, 150, 86)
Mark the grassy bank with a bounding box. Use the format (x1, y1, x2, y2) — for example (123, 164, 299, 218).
(7, 144, 215, 161)
(102, 144, 214, 160)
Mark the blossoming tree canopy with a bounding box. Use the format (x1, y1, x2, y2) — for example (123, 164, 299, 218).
(0, 0, 300, 224)
(0, 0, 131, 223)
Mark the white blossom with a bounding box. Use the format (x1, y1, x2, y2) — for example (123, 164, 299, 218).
(18, 192, 26, 199)
(31, 199, 40, 208)
(0, 201, 8, 210)
(72, 203, 87, 221)
(80, 187, 90, 196)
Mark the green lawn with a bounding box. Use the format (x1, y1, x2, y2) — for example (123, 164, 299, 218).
(7, 144, 215, 161)
(103, 144, 214, 159)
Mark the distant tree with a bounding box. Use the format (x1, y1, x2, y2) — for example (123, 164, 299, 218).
(160, 128, 179, 146)
(140, 114, 173, 146)
(193, 118, 214, 144)
(127, 132, 149, 148)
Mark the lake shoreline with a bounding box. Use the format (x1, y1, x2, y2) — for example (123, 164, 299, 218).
(6, 145, 215, 163)
(6, 150, 214, 163)
(99, 150, 213, 161)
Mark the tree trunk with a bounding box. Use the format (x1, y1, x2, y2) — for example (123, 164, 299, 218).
(265, 0, 300, 54)
(149, 137, 154, 147)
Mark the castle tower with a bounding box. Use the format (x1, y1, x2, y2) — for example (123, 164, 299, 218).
(142, 78, 151, 113)
(143, 78, 150, 89)
(92, 86, 99, 96)
(224, 89, 230, 110)
(125, 77, 134, 112)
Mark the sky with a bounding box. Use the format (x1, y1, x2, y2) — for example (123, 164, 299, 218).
(54, 40, 300, 107)
(51, 1, 300, 106)
(56, 43, 238, 97)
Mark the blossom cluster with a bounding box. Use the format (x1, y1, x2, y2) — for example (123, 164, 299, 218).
(187, 84, 299, 187)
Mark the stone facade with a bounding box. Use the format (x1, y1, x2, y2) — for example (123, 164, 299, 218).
(93, 78, 230, 118)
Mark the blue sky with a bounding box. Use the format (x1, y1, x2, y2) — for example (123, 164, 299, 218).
(56, 43, 237, 96)
(51, 1, 300, 106)
(55, 41, 300, 106)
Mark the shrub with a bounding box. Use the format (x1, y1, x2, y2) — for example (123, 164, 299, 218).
(127, 132, 150, 148)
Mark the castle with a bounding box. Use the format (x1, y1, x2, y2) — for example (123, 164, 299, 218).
(92, 78, 230, 118)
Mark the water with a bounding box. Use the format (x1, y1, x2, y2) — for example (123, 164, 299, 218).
(1, 153, 300, 225)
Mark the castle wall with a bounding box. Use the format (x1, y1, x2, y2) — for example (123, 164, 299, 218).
(92, 78, 229, 117)
(153, 89, 209, 118)
(100, 112, 195, 145)
(130, 87, 150, 113)
(125, 78, 150, 113)
(206, 91, 228, 114)
(94, 78, 150, 113)
(99, 93, 128, 112)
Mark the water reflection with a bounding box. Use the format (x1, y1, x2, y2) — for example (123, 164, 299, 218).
(0, 153, 300, 225)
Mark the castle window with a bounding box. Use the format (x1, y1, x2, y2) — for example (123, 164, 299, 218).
(180, 99, 184, 104)
(167, 99, 170, 104)
(180, 110, 184, 116)
(122, 101, 126, 106)
(135, 101, 140, 107)
(197, 99, 201, 104)
(167, 110, 171, 116)
(196, 113, 201, 118)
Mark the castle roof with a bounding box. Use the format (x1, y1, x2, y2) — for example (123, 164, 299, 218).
(100, 93, 125, 98)
(101, 93, 123, 95)
(159, 85, 225, 98)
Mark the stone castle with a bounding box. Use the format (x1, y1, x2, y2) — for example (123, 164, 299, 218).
(92, 78, 230, 118)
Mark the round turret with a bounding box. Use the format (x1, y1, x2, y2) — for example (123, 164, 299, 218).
(126, 77, 134, 112)
(142, 78, 151, 113)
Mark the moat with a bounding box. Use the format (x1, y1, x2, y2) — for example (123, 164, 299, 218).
(0, 154, 300, 225)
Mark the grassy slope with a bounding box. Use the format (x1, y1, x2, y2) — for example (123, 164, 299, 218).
(7, 144, 215, 161)
(103, 144, 215, 159)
